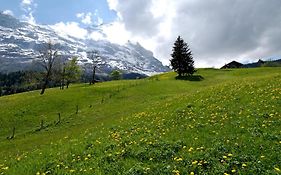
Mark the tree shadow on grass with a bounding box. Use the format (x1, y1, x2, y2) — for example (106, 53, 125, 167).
(175, 75, 204, 81)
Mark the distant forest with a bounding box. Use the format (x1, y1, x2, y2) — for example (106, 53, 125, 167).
(0, 71, 103, 96)
(0, 71, 147, 96)
(0, 71, 51, 96)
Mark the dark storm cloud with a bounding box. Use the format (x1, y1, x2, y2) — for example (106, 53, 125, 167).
(176, 0, 281, 62)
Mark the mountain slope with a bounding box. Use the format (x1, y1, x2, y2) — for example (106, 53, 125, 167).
(0, 13, 169, 75)
(0, 68, 280, 174)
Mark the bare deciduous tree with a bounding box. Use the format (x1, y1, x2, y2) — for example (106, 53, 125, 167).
(37, 41, 60, 95)
(87, 50, 102, 85)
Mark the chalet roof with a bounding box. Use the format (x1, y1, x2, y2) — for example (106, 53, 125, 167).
(221, 61, 243, 69)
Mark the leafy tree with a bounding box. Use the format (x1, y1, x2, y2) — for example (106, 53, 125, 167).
(64, 57, 82, 88)
(110, 70, 122, 80)
(51, 58, 65, 89)
(170, 36, 195, 77)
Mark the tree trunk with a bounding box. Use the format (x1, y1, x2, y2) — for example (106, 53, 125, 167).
(62, 67, 65, 89)
(40, 79, 48, 95)
(40, 70, 51, 95)
(178, 72, 182, 77)
(91, 66, 96, 85)
(66, 81, 70, 88)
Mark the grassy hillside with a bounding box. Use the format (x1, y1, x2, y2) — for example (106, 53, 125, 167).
(0, 68, 280, 175)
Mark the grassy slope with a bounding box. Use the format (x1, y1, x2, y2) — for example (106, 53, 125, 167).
(0, 68, 280, 175)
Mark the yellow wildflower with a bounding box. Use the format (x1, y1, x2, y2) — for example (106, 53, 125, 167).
(274, 167, 281, 172)
(2, 167, 9, 170)
(172, 170, 180, 175)
(192, 160, 198, 165)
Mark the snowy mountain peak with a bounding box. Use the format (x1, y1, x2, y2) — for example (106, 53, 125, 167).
(0, 12, 169, 75)
(0, 13, 24, 29)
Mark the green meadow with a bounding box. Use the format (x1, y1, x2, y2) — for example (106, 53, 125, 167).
(0, 68, 280, 175)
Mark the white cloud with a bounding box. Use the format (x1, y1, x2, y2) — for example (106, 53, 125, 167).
(76, 13, 84, 18)
(2, 10, 14, 16)
(22, 12, 36, 25)
(96, 17, 103, 25)
(105, 0, 281, 67)
(21, 0, 32, 5)
(101, 22, 131, 45)
(107, 0, 118, 11)
(76, 12, 92, 25)
(104, 0, 176, 65)
(21, 0, 33, 10)
(76, 11, 104, 26)
(50, 22, 88, 39)
(88, 31, 104, 41)
(20, 0, 37, 25)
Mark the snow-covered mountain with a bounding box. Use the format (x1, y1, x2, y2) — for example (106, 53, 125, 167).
(0, 13, 169, 75)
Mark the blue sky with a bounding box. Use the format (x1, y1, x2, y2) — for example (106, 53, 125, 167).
(0, 0, 117, 25)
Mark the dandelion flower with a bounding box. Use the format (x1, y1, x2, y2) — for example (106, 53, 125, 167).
(172, 170, 180, 175)
(192, 160, 198, 165)
(274, 167, 281, 172)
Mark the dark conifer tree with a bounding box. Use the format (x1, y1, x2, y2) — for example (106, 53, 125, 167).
(170, 36, 195, 76)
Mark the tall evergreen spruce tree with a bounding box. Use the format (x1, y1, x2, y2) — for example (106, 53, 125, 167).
(170, 36, 195, 77)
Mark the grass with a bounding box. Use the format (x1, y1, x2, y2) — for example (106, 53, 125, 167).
(0, 67, 280, 174)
